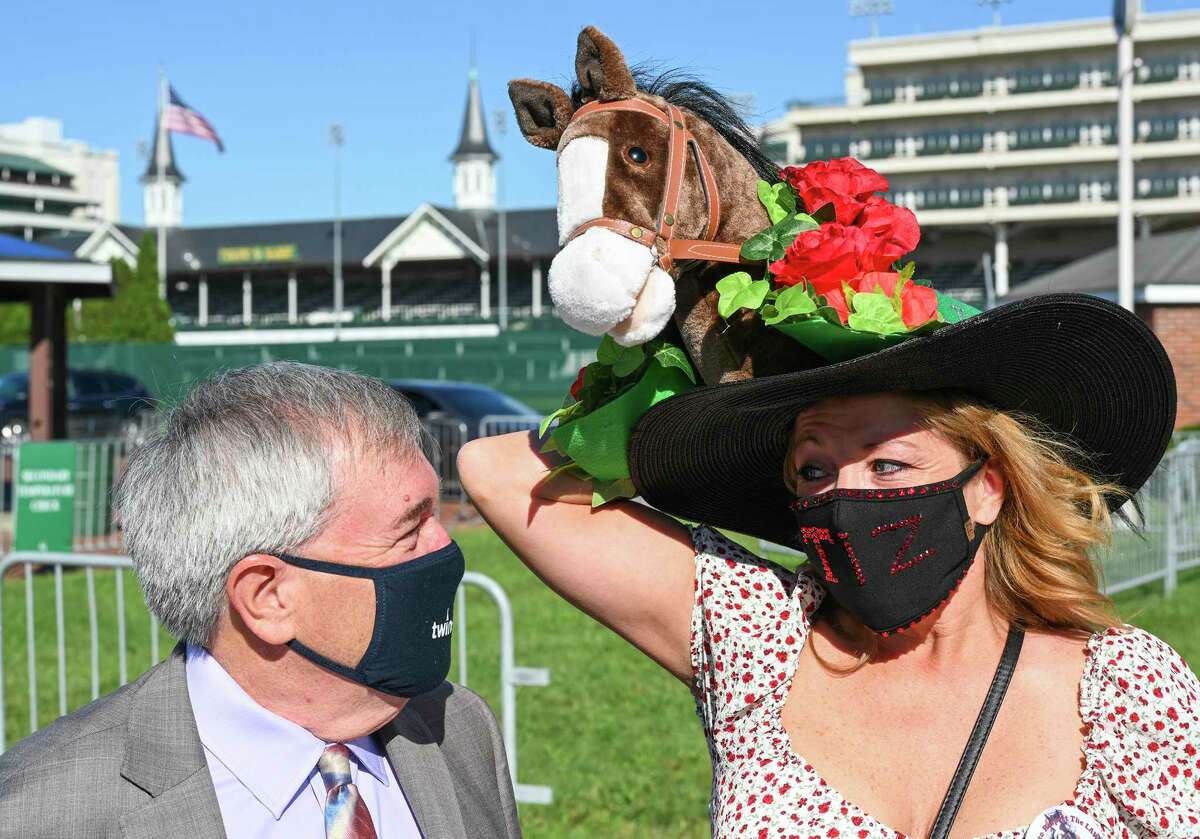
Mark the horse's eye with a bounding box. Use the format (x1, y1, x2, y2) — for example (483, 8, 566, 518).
(626, 146, 648, 164)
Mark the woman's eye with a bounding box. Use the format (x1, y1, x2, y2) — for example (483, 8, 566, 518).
(872, 460, 907, 475)
(798, 464, 828, 482)
(626, 146, 648, 164)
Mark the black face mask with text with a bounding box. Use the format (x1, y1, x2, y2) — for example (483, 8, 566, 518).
(790, 460, 988, 635)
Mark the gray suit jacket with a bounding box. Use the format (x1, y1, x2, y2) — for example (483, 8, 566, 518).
(0, 646, 522, 839)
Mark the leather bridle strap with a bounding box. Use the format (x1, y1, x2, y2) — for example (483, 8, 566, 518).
(565, 98, 749, 272)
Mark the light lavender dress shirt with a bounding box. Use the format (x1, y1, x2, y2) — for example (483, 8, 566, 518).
(184, 644, 424, 838)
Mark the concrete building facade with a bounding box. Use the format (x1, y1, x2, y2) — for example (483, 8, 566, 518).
(759, 10, 1200, 304)
(0, 118, 120, 240)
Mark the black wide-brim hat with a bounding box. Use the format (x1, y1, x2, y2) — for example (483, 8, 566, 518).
(628, 293, 1176, 550)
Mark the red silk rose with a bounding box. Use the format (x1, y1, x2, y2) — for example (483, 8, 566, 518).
(569, 366, 587, 400)
(782, 158, 890, 225)
(856, 196, 921, 267)
(821, 286, 851, 324)
(851, 271, 939, 328)
(768, 224, 865, 292)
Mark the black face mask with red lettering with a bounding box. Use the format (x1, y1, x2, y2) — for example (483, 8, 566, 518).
(790, 460, 989, 636)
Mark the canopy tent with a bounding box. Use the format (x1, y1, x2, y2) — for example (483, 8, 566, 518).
(0, 233, 113, 439)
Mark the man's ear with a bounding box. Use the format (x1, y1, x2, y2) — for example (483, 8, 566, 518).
(575, 26, 637, 102)
(508, 79, 574, 150)
(226, 554, 297, 647)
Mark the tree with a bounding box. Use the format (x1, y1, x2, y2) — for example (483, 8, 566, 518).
(72, 233, 174, 343)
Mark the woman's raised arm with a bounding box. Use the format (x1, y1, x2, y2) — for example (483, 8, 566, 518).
(457, 431, 696, 681)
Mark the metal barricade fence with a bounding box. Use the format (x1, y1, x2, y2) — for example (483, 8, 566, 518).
(478, 414, 543, 440)
(422, 417, 470, 509)
(0, 552, 552, 804)
(757, 436, 1200, 598)
(0, 438, 131, 555)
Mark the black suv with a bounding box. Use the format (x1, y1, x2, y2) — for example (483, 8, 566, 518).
(0, 369, 154, 440)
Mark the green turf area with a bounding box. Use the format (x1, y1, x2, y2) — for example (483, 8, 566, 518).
(1, 529, 1197, 837)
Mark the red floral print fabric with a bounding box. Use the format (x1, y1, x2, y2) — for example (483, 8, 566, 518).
(688, 526, 1200, 838)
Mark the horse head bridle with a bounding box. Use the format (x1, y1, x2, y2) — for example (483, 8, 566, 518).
(564, 97, 753, 273)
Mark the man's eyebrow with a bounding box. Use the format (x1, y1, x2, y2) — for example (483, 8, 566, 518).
(391, 496, 434, 531)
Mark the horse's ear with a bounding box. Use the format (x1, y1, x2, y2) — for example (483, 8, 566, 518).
(508, 79, 574, 150)
(575, 26, 636, 102)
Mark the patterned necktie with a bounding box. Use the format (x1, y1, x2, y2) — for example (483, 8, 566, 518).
(318, 743, 379, 839)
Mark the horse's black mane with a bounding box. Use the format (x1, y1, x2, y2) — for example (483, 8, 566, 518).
(570, 66, 781, 184)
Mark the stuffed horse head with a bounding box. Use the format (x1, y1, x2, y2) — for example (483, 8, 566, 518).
(509, 26, 819, 385)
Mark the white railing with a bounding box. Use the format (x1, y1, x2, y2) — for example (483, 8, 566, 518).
(477, 414, 543, 440)
(0, 553, 552, 804)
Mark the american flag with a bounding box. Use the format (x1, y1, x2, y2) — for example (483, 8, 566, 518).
(162, 86, 224, 152)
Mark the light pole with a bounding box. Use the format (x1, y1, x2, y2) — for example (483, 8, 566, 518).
(849, 0, 893, 38)
(1115, 0, 1140, 313)
(977, 0, 1013, 27)
(494, 109, 508, 331)
(330, 123, 344, 339)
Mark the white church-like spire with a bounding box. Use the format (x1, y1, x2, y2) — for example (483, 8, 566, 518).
(449, 66, 498, 210)
(141, 115, 185, 227)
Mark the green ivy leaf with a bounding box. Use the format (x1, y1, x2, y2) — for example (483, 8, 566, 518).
(727, 279, 770, 319)
(611, 343, 645, 378)
(652, 343, 697, 383)
(794, 212, 821, 231)
(757, 180, 797, 226)
(770, 214, 814, 252)
(763, 283, 818, 325)
(592, 477, 638, 507)
(848, 291, 908, 335)
(740, 231, 775, 262)
(716, 272, 753, 318)
(596, 335, 620, 365)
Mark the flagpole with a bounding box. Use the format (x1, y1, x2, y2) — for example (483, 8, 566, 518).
(156, 71, 169, 299)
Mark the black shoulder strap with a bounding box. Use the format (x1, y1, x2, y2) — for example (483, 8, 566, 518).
(928, 625, 1025, 839)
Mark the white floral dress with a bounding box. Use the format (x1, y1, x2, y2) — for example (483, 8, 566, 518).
(689, 526, 1200, 838)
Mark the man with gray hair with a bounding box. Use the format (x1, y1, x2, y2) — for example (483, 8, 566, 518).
(0, 362, 521, 839)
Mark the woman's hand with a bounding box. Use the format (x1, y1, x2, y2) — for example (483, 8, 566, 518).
(458, 431, 696, 681)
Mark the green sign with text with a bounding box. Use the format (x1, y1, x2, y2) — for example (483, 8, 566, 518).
(13, 442, 76, 553)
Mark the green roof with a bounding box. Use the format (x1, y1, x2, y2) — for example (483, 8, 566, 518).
(0, 153, 69, 178)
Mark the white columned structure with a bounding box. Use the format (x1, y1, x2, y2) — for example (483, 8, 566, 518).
(242, 271, 252, 325)
(381, 262, 393, 321)
(198, 274, 208, 326)
(993, 224, 1010, 298)
(1116, 0, 1139, 312)
(287, 270, 298, 324)
(480, 266, 492, 319)
(531, 260, 543, 317)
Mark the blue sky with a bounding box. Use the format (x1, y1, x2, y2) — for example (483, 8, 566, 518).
(6, 0, 1195, 226)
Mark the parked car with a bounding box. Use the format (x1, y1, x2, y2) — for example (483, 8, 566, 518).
(389, 380, 540, 439)
(0, 369, 154, 440)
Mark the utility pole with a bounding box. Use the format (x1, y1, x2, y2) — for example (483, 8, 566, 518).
(330, 123, 345, 339)
(494, 110, 508, 331)
(1115, 0, 1140, 313)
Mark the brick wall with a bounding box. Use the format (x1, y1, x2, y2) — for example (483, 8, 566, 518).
(1139, 304, 1200, 428)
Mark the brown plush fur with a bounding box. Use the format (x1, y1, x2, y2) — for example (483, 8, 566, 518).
(508, 79, 575, 150)
(510, 27, 822, 386)
(575, 26, 637, 102)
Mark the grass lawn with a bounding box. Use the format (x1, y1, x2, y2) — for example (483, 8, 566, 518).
(2, 527, 1198, 838)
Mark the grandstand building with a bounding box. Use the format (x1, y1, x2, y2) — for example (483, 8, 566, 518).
(55, 68, 560, 347)
(0, 118, 120, 243)
(759, 8, 1200, 303)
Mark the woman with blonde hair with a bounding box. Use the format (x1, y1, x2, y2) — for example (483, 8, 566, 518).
(460, 293, 1199, 837)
